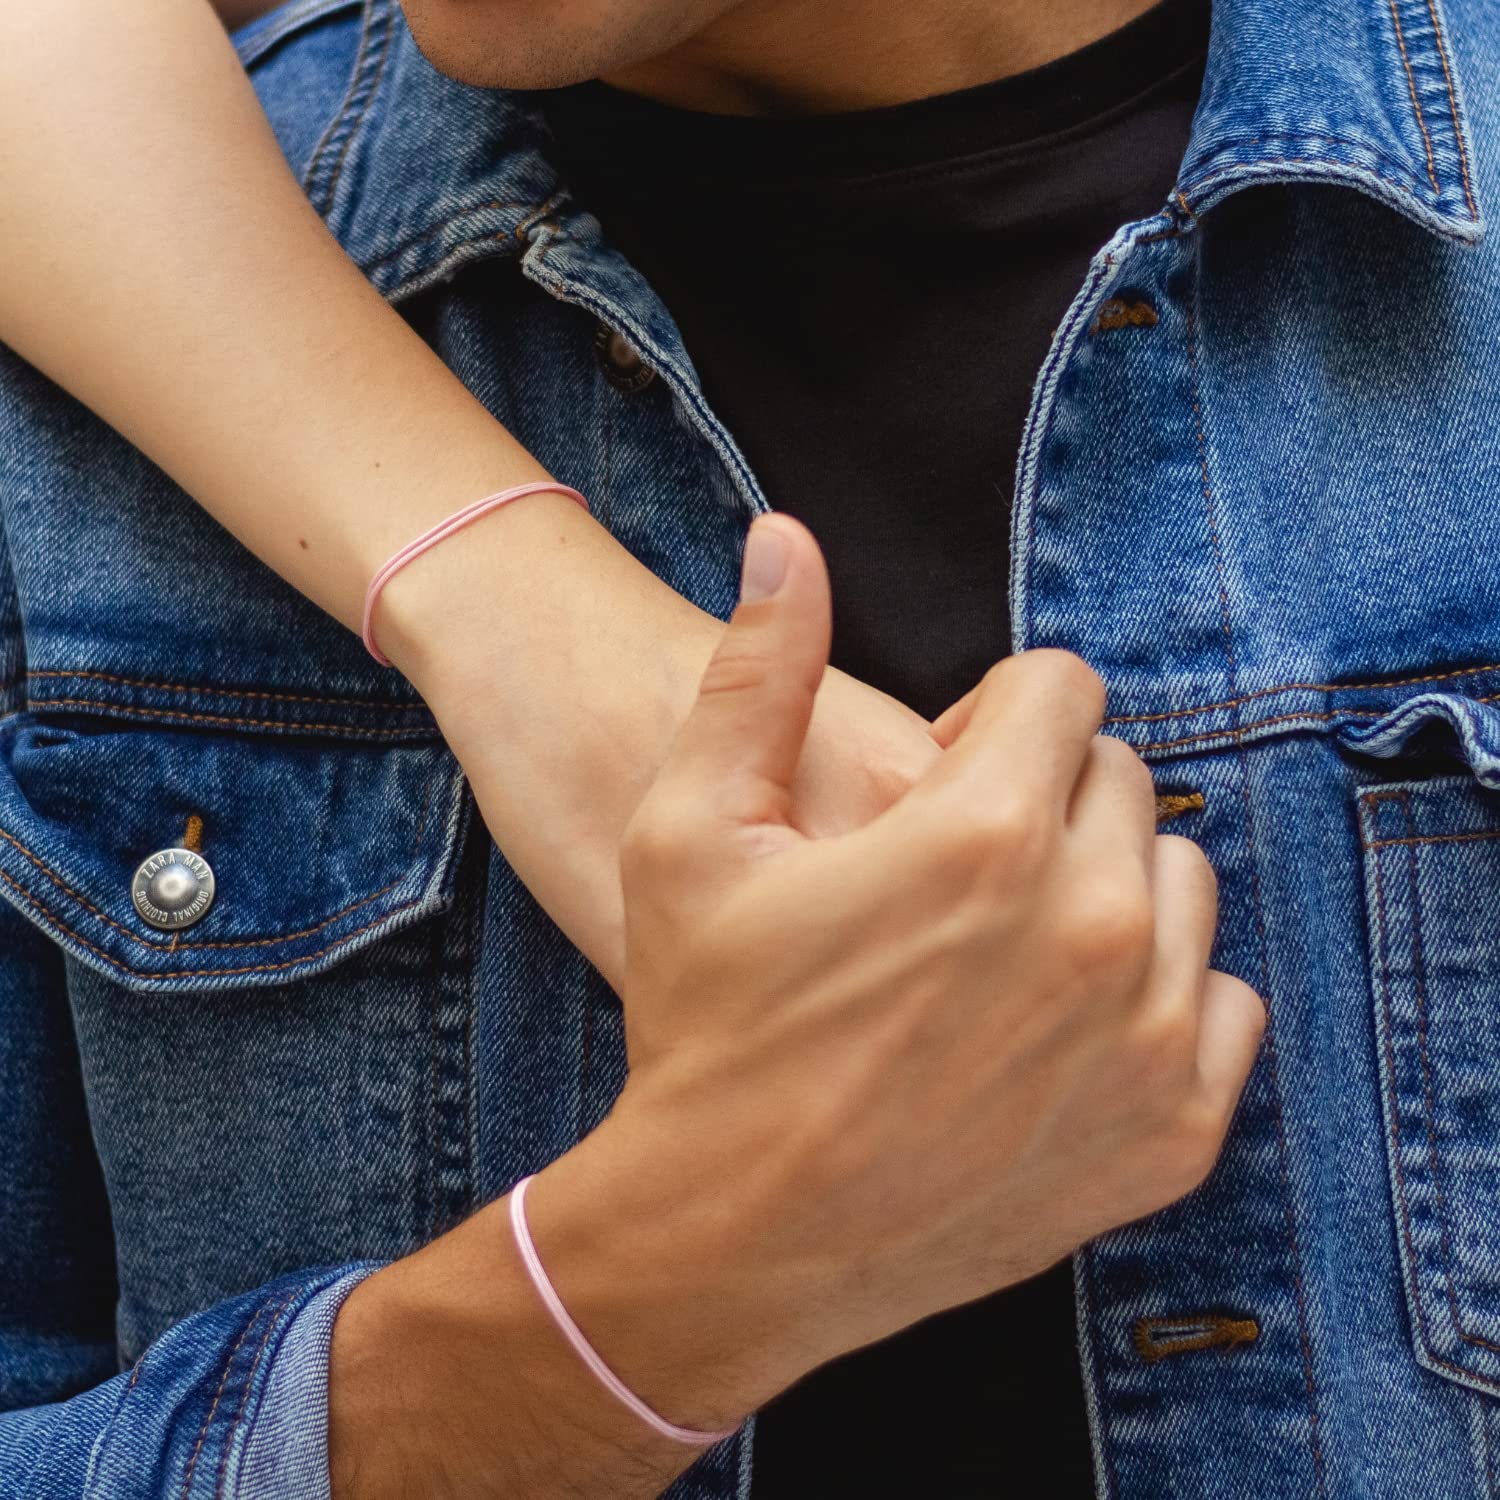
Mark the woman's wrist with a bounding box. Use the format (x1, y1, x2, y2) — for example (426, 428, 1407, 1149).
(370, 485, 610, 698)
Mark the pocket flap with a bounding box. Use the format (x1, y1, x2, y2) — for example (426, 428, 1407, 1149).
(1338, 690, 1500, 787)
(0, 714, 469, 991)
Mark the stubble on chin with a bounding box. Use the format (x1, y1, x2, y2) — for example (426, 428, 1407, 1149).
(397, 0, 742, 90)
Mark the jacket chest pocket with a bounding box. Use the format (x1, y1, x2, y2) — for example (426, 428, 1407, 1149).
(1352, 693, 1500, 1394)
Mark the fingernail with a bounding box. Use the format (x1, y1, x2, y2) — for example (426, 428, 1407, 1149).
(740, 520, 789, 603)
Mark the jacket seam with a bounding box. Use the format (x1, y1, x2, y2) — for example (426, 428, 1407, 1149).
(22, 698, 421, 739)
(301, 0, 393, 217)
(360, 199, 542, 277)
(1421, 0, 1478, 218)
(26, 669, 421, 714)
(0, 757, 440, 952)
(1399, 794, 1500, 1357)
(320, 0, 396, 218)
(1184, 154, 1439, 212)
(1362, 793, 1500, 1389)
(0, 866, 430, 979)
(300, 0, 376, 199)
(212, 1290, 300, 1500)
(1384, 0, 1443, 195)
(236, 0, 358, 69)
(179, 1300, 274, 1500)
(1133, 691, 1500, 753)
(1184, 130, 1432, 195)
(1104, 661, 1500, 725)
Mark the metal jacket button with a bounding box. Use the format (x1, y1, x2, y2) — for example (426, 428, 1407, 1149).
(596, 323, 655, 392)
(131, 847, 216, 931)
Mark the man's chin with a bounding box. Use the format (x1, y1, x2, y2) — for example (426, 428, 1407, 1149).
(398, 0, 728, 91)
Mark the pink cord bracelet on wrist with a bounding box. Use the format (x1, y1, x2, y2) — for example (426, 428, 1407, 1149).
(508, 1174, 741, 1448)
(361, 481, 590, 665)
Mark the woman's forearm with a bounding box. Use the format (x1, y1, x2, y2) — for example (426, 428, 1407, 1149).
(0, 0, 734, 968)
(0, 0, 563, 631)
(0, 2, 938, 991)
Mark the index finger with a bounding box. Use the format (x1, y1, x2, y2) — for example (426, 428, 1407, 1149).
(913, 650, 1107, 815)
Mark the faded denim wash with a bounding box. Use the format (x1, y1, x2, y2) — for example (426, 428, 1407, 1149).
(1, 0, 1498, 1493)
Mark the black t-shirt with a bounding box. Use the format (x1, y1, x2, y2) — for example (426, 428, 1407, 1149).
(543, 2, 1207, 1492)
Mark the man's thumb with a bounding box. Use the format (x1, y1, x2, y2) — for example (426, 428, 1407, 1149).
(667, 513, 832, 826)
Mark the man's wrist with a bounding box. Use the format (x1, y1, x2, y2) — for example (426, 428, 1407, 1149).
(328, 1099, 817, 1499)
(521, 1095, 815, 1434)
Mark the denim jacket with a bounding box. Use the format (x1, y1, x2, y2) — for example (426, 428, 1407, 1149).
(1, 0, 1498, 1493)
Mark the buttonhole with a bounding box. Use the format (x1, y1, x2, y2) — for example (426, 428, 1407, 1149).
(1135, 1314, 1258, 1364)
(182, 814, 204, 853)
(1154, 790, 1205, 825)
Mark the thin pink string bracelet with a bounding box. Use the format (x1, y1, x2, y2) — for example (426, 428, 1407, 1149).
(508, 1173, 741, 1448)
(361, 481, 589, 665)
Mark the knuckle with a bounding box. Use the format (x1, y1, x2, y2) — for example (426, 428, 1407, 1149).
(1027, 649, 1107, 710)
(697, 647, 775, 700)
(1125, 1000, 1196, 1078)
(1065, 873, 1155, 971)
(620, 796, 696, 880)
(958, 795, 1051, 874)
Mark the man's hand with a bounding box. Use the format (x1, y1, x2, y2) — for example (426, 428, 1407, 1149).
(528, 512, 1266, 1429)
(330, 514, 1263, 1497)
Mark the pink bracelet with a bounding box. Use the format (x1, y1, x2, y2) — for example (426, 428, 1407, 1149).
(508, 1174, 740, 1448)
(361, 481, 589, 665)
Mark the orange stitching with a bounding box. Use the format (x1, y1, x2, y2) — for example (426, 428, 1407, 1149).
(0, 865, 428, 979)
(27, 697, 417, 738)
(26, 669, 416, 713)
(1134, 1315, 1258, 1363)
(1187, 285, 1329, 1486)
(1135, 690, 1500, 753)
(1104, 661, 1500, 726)
(1386, 0, 1442, 195)
(182, 815, 204, 854)
(0, 821, 411, 951)
(1402, 800, 1500, 1355)
(1422, 0, 1477, 218)
(1369, 827, 1500, 850)
(180, 1302, 268, 1500)
(1142, 708, 1371, 752)
(213, 1289, 299, 1500)
(1362, 798, 1500, 1381)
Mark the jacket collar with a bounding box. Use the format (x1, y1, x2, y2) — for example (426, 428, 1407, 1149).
(325, 0, 1484, 296)
(1178, 0, 1483, 241)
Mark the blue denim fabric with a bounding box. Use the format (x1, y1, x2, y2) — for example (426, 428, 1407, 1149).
(0, 0, 1497, 1493)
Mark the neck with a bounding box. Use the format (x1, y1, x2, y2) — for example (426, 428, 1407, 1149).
(603, 0, 1165, 115)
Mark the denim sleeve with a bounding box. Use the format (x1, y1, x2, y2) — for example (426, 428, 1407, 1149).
(0, 1264, 379, 1500)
